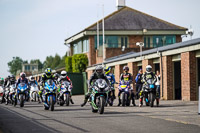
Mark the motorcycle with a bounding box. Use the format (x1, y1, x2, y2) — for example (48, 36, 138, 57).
(16, 83, 29, 107)
(43, 79, 57, 111)
(118, 80, 131, 107)
(143, 79, 156, 107)
(0, 86, 4, 104)
(89, 79, 109, 114)
(58, 81, 71, 106)
(9, 84, 16, 105)
(30, 83, 39, 102)
(106, 86, 115, 106)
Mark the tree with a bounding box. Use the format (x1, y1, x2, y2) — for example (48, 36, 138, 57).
(30, 59, 43, 70)
(72, 54, 88, 73)
(43, 56, 54, 69)
(51, 54, 61, 69)
(65, 56, 72, 72)
(7, 57, 23, 76)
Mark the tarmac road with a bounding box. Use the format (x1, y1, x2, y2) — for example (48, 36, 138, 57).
(0, 95, 200, 133)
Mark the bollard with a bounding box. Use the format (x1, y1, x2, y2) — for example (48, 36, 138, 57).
(199, 86, 200, 115)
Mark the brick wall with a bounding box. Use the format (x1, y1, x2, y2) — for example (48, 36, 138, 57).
(129, 35, 143, 48)
(142, 59, 154, 73)
(128, 62, 138, 93)
(88, 36, 96, 66)
(181, 52, 197, 101)
(105, 48, 150, 59)
(162, 56, 173, 100)
(176, 35, 182, 43)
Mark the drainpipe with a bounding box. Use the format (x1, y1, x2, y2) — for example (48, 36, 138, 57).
(160, 52, 164, 98)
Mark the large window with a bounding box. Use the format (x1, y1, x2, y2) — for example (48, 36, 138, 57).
(144, 35, 176, 48)
(95, 36, 128, 49)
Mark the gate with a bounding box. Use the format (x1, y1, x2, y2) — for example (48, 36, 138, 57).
(67, 72, 88, 95)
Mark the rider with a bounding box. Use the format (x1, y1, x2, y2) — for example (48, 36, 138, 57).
(3, 76, 10, 88)
(81, 65, 111, 107)
(7, 75, 16, 87)
(104, 66, 116, 99)
(139, 65, 157, 107)
(40, 68, 55, 107)
(58, 70, 74, 104)
(16, 72, 29, 100)
(29, 76, 39, 102)
(54, 73, 59, 85)
(29, 76, 38, 86)
(118, 66, 136, 106)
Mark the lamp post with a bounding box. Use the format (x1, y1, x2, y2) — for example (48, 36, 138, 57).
(136, 42, 144, 60)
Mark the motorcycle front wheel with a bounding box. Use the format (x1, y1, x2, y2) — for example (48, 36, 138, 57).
(49, 96, 54, 111)
(149, 92, 154, 107)
(98, 96, 105, 114)
(20, 95, 24, 107)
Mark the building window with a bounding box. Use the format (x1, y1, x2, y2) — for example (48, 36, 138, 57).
(25, 65, 30, 71)
(144, 35, 176, 48)
(83, 39, 89, 53)
(95, 36, 128, 49)
(73, 44, 78, 54)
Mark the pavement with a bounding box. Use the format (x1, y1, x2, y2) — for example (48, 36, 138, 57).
(0, 95, 200, 133)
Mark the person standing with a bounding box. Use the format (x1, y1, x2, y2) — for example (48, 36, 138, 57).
(135, 69, 143, 99)
(155, 70, 161, 100)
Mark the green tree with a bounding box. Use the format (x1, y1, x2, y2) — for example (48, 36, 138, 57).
(57, 55, 66, 69)
(72, 54, 88, 73)
(43, 56, 54, 69)
(65, 56, 72, 72)
(30, 59, 43, 70)
(52, 54, 61, 69)
(7, 57, 23, 76)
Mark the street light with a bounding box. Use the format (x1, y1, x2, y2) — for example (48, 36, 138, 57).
(136, 42, 144, 59)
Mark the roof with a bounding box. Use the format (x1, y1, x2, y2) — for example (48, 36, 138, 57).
(104, 38, 200, 64)
(65, 6, 187, 42)
(86, 6, 187, 31)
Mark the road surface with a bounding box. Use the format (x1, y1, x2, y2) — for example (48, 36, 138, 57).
(0, 95, 200, 133)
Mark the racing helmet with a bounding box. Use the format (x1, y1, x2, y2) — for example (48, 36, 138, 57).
(146, 65, 152, 73)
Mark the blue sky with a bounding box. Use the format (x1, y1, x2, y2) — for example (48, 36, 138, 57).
(0, 0, 200, 77)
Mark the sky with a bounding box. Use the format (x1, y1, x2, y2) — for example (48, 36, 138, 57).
(0, 0, 200, 77)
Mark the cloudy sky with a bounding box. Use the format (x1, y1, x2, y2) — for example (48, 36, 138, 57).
(0, 0, 200, 77)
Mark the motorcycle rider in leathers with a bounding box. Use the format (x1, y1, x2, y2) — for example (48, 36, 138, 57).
(81, 65, 110, 107)
(118, 66, 136, 106)
(139, 65, 157, 107)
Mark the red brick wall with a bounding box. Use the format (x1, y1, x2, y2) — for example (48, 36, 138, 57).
(162, 56, 173, 100)
(142, 59, 154, 73)
(128, 62, 138, 93)
(88, 36, 96, 66)
(176, 35, 182, 43)
(96, 50, 103, 64)
(86, 70, 93, 80)
(129, 35, 143, 48)
(105, 48, 150, 59)
(181, 52, 197, 101)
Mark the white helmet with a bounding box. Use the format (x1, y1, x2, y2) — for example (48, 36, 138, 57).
(61, 71, 67, 78)
(146, 65, 152, 73)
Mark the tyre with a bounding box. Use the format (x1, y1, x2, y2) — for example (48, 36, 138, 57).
(20, 95, 24, 107)
(65, 94, 70, 106)
(33, 92, 36, 102)
(50, 96, 54, 111)
(121, 92, 126, 107)
(14, 97, 17, 107)
(149, 93, 154, 107)
(156, 98, 159, 107)
(98, 96, 105, 114)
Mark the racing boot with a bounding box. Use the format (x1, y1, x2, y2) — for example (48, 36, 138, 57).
(139, 98, 143, 107)
(81, 95, 89, 107)
(70, 99, 74, 104)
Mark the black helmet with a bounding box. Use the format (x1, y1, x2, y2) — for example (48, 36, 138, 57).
(54, 73, 59, 79)
(10, 75, 15, 81)
(95, 65, 103, 76)
(20, 72, 26, 79)
(123, 66, 129, 72)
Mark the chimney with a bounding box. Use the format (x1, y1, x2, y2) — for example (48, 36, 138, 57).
(116, 0, 126, 10)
